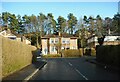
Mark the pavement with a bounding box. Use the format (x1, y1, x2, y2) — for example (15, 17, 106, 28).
(2, 59, 47, 81)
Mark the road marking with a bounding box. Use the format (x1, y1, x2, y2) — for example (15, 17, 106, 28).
(24, 63, 47, 82)
(68, 62, 73, 66)
(41, 63, 47, 69)
(75, 69, 88, 80)
(68, 62, 88, 80)
(24, 68, 39, 81)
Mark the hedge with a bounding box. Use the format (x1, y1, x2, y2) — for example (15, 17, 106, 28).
(63, 49, 83, 57)
(96, 45, 120, 67)
(42, 48, 96, 58)
(91, 48, 96, 56)
(0, 36, 2, 80)
(84, 48, 96, 56)
(2, 37, 37, 77)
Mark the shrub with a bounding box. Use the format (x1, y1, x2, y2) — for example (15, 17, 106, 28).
(63, 49, 83, 57)
(91, 48, 96, 56)
(84, 48, 96, 56)
(96, 45, 120, 67)
(84, 48, 91, 56)
(79, 48, 83, 56)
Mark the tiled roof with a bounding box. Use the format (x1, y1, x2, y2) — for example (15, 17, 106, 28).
(41, 33, 78, 38)
(0, 30, 16, 37)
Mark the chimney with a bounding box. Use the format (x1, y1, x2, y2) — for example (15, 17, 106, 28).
(59, 32, 61, 37)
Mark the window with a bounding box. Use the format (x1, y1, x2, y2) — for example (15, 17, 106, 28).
(73, 46, 76, 49)
(51, 46, 54, 52)
(55, 40, 58, 43)
(8, 37, 16, 40)
(62, 40, 65, 44)
(66, 40, 70, 44)
(55, 38, 59, 43)
(51, 40, 54, 43)
(66, 47, 70, 50)
(61, 47, 65, 49)
(44, 48, 48, 54)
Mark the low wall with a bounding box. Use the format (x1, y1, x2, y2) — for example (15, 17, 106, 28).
(2, 36, 37, 77)
(96, 45, 120, 67)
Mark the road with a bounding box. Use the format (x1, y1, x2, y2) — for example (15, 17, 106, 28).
(30, 57, 120, 80)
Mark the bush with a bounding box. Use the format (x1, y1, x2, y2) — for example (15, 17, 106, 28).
(63, 49, 83, 57)
(84, 48, 91, 56)
(84, 48, 96, 56)
(91, 48, 96, 56)
(79, 48, 83, 56)
(96, 45, 120, 67)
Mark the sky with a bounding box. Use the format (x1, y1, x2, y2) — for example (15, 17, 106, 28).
(1, 0, 119, 2)
(1, 2, 119, 20)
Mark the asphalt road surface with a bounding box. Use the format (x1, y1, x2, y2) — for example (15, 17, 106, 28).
(30, 57, 120, 80)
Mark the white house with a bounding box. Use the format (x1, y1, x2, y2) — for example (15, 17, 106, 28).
(0, 29, 31, 45)
(0, 30, 16, 40)
(87, 35, 120, 48)
(41, 33, 78, 55)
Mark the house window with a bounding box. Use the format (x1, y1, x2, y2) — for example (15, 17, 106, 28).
(55, 40, 58, 43)
(66, 47, 70, 50)
(55, 38, 59, 43)
(73, 46, 76, 49)
(8, 37, 16, 40)
(61, 46, 65, 49)
(66, 40, 70, 44)
(51, 40, 54, 43)
(62, 40, 65, 44)
(44, 48, 48, 54)
(51, 46, 54, 52)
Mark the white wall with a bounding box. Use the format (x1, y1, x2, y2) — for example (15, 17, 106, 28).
(104, 36, 120, 41)
(88, 36, 120, 43)
(42, 39, 48, 55)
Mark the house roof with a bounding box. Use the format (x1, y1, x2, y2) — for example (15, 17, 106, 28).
(41, 33, 78, 39)
(0, 30, 16, 37)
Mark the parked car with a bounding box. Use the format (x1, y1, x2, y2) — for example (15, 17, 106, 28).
(36, 49, 42, 58)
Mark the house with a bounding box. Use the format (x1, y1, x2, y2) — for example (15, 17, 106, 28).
(41, 33, 78, 55)
(0, 29, 17, 40)
(87, 35, 120, 48)
(0, 29, 31, 45)
(16, 36, 31, 45)
(16, 35, 31, 45)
